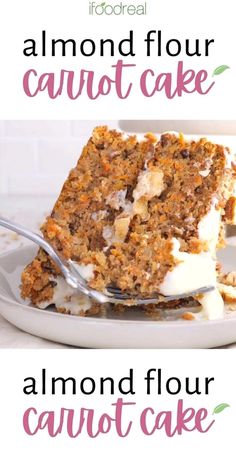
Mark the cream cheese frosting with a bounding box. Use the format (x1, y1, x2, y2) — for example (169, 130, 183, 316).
(38, 277, 92, 315)
(157, 196, 226, 319)
(159, 238, 217, 296)
(198, 201, 221, 254)
(197, 289, 224, 320)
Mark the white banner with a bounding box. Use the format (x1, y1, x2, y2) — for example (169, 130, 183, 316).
(0, 1, 236, 467)
(0, 350, 234, 468)
(0, 0, 235, 119)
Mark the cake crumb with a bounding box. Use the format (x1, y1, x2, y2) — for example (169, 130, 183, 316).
(182, 312, 196, 320)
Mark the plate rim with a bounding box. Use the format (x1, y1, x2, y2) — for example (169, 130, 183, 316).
(0, 245, 236, 329)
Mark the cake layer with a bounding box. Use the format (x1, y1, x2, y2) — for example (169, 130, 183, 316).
(21, 127, 236, 319)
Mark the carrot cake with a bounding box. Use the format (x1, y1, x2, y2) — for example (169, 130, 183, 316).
(21, 127, 236, 320)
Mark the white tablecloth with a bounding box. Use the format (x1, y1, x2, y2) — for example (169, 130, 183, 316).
(0, 196, 235, 349)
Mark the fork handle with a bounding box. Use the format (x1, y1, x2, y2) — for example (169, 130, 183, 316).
(0, 216, 102, 300)
(0, 216, 78, 286)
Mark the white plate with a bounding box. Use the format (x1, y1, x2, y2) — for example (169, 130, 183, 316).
(0, 244, 236, 349)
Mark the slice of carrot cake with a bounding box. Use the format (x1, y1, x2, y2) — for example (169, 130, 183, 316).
(21, 126, 236, 319)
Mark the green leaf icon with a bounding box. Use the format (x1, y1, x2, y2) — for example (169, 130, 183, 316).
(100, 2, 106, 5)
(212, 65, 230, 76)
(212, 403, 230, 414)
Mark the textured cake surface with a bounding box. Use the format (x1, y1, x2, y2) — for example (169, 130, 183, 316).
(21, 127, 236, 318)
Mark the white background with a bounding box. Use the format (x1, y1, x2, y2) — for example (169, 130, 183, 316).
(0, 1, 236, 466)
(0, 0, 235, 119)
(0, 120, 116, 195)
(0, 350, 235, 469)
(0, 120, 236, 196)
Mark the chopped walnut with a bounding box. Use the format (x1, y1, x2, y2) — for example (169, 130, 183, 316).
(199, 169, 210, 177)
(133, 197, 148, 219)
(114, 216, 131, 242)
(133, 168, 165, 202)
(218, 271, 236, 287)
(91, 210, 108, 221)
(106, 190, 128, 210)
(102, 216, 131, 245)
(102, 225, 113, 245)
(218, 283, 236, 303)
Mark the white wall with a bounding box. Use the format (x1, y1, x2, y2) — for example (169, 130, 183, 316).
(0, 120, 235, 196)
(0, 121, 117, 196)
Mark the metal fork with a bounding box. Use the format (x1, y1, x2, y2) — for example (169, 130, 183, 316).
(0, 216, 214, 305)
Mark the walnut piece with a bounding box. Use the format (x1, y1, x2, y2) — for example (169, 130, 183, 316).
(218, 271, 236, 287)
(114, 216, 131, 242)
